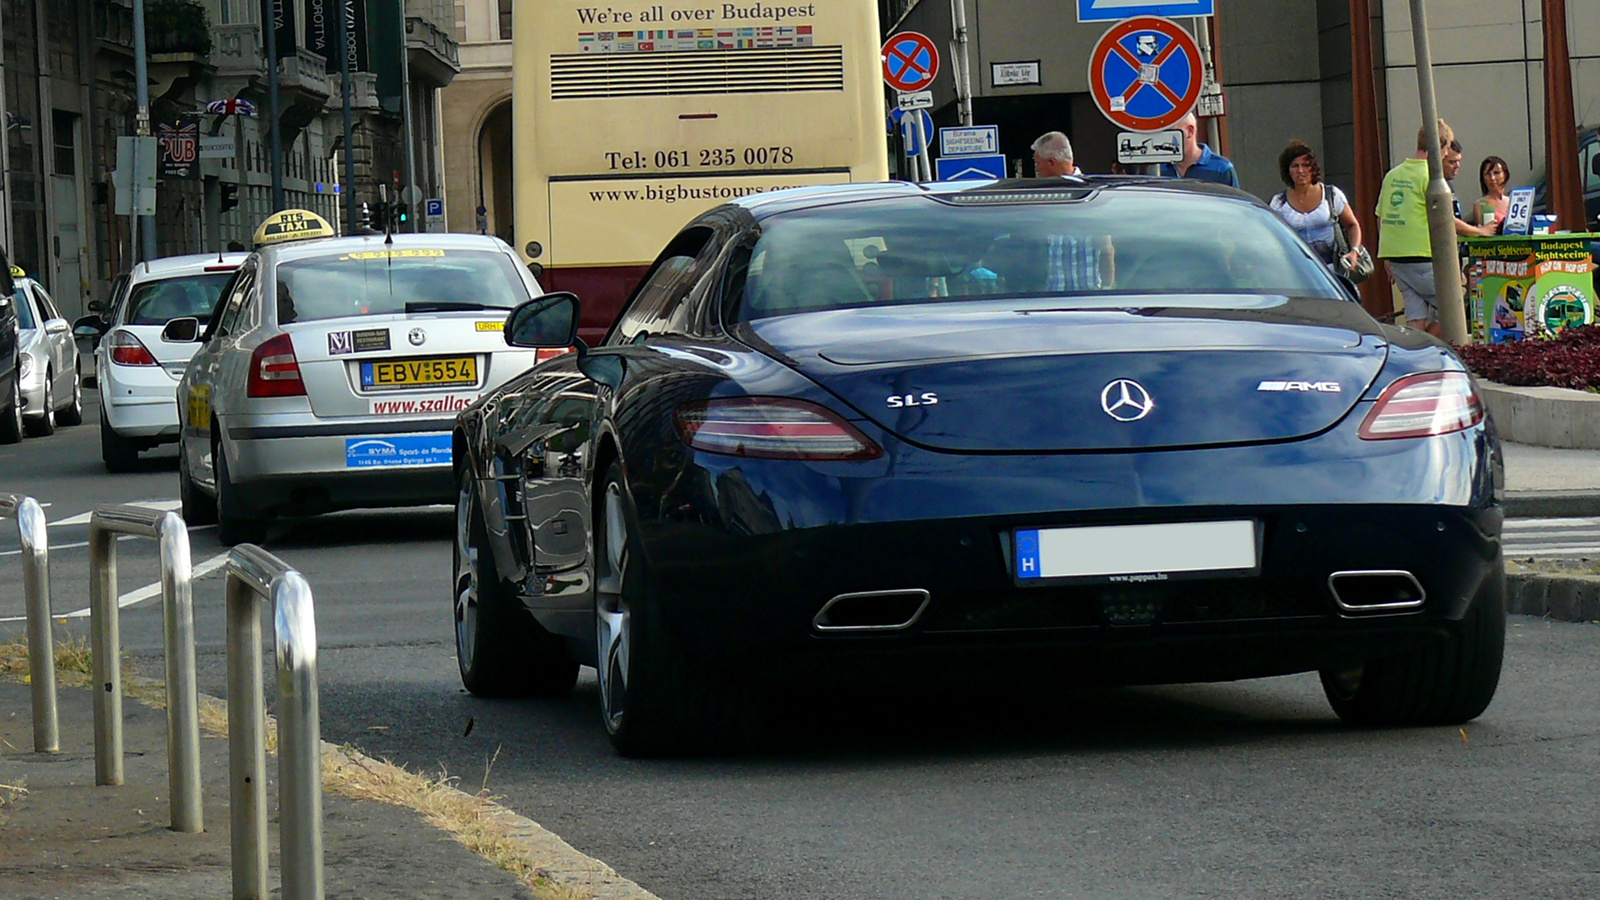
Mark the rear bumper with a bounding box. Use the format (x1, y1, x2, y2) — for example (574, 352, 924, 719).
(101, 361, 181, 439)
(223, 413, 457, 515)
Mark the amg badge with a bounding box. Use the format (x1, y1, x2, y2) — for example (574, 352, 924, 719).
(1257, 380, 1342, 393)
(887, 392, 939, 408)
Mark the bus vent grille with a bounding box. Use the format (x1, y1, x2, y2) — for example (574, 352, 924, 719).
(550, 46, 845, 98)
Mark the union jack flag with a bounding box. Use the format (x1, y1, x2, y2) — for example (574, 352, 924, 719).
(204, 98, 256, 116)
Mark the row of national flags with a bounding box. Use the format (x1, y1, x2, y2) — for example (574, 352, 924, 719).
(577, 25, 813, 53)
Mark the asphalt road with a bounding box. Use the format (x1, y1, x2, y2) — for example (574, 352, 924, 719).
(4, 391, 1599, 899)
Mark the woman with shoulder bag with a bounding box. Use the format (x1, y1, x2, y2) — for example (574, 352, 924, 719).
(1268, 140, 1373, 283)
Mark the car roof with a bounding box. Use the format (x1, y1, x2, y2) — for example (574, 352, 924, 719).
(256, 231, 517, 266)
(126, 252, 251, 285)
(731, 176, 1258, 219)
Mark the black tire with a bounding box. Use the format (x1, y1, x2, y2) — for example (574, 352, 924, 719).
(0, 373, 22, 445)
(24, 373, 55, 437)
(56, 369, 83, 427)
(178, 440, 217, 527)
(100, 406, 139, 472)
(1321, 563, 1506, 726)
(215, 442, 266, 546)
(454, 468, 579, 697)
(595, 462, 734, 756)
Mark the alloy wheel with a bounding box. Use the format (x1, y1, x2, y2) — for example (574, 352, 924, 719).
(454, 481, 480, 670)
(596, 482, 631, 734)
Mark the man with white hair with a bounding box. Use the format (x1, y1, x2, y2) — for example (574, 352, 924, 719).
(1160, 113, 1238, 187)
(1031, 131, 1082, 177)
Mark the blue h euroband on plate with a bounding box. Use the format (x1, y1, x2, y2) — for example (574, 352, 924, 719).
(1076, 0, 1213, 21)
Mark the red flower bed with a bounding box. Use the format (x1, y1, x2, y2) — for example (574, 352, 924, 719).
(1454, 325, 1600, 391)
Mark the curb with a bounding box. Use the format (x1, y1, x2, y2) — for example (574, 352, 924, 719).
(1507, 572, 1600, 623)
(1479, 381, 1600, 449)
(1504, 490, 1600, 518)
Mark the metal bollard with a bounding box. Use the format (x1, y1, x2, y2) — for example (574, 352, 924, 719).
(87, 506, 203, 834)
(0, 493, 59, 753)
(226, 544, 323, 900)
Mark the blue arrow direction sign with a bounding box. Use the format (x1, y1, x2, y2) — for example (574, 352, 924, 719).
(937, 153, 1007, 181)
(1077, 0, 1213, 21)
(889, 108, 936, 157)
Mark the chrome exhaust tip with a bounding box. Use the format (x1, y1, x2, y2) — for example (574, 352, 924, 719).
(1327, 570, 1426, 614)
(812, 589, 931, 633)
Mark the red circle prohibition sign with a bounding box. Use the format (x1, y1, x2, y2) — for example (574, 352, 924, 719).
(1087, 17, 1203, 132)
(881, 31, 940, 93)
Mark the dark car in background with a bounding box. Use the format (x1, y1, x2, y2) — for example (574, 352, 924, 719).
(453, 178, 1507, 756)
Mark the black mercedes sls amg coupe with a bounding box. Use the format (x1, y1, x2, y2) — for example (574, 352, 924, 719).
(453, 178, 1505, 756)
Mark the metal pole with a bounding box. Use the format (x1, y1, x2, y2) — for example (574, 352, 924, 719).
(227, 570, 268, 899)
(133, 0, 156, 260)
(338, 0, 357, 233)
(158, 512, 202, 833)
(1408, 0, 1467, 344)
(87, 519, 123, 786)
(948, 0, 973, 127)
(1543, 0, 1583, 232)
(399, 1, 419, 232)
(275, 571, 323, 900)
(0, 495, 58, 752)
(265, 0, 286, 212)
(1349, 0, 1391, 319)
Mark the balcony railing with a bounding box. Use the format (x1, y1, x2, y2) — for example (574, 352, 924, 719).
(214, 23, 265, 76)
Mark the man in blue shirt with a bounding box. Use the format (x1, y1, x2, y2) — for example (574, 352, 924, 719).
(1159, 113, 1239, 188)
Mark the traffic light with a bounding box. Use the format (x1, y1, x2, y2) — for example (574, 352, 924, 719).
(219, 183, 239, 213)
(395, 202, 409, 226)
(370, 200, 388, 231)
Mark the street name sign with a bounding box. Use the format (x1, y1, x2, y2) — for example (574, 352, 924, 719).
(1076, 0, 1214, 22)
(1116, 129, 1183, 164)
(1087, 17, 1202, 132)
(991, 60, 1040, 87)
(199, 136, 235, 159)
(881, 32, 939, 93)
(936, 154, 1007, 181)
(940, 125, 999, 157)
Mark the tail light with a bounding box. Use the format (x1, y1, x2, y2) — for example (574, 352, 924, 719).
(247, 334, 306, 398)
(674, 398, 882, 461)
(107, 330, 158, 366)
(1358, 371, 1484, 440)
(535, 346, 575, 363)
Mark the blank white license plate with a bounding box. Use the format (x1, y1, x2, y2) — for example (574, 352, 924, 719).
(1014, 520, 1258, 583)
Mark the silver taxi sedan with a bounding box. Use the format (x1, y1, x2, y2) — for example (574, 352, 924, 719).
(171, 211, 550, 544)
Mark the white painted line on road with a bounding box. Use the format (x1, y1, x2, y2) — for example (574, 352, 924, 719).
(1504, 517, 1600, 530)
(1504, 548, 1600, 557)
(0, 534, 139, 557)
(0, 551, 231, 622)
(49, 498, 182, 528)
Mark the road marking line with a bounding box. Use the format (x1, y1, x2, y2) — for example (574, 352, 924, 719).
(1504, 517, 1600, 529)
(0, 551, 230, 622)
(49, 498, 183, 527)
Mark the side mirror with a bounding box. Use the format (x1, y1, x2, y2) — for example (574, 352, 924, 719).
(87, 299, 105, 314)
(161, 316, 202, 343)
(505, 292, 580, 348)
(74, 315, 108, 337)
(45, 319, 69, 335)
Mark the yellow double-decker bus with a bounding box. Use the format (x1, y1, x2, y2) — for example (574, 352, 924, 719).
(513, 0, 889, 339)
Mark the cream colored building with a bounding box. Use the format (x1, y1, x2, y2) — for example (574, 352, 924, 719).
(441, 0, 514, 242)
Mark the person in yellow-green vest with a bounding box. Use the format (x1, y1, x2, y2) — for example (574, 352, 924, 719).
(1377, 119, 1496, 336)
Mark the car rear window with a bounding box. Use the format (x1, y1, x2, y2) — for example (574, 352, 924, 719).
(273, 249, 529, 324)
(733, 189, 1344, 320)
(124, 273, 235, 325)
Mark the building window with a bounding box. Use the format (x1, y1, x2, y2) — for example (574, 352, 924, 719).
(53, 111, 76, 176)
(498, 0, 511, 40)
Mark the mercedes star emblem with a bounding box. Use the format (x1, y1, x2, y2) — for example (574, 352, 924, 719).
(1101, 379, 1154, 422)
(408, 327, 427, 346)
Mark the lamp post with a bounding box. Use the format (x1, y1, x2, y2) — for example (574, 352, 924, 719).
(1408, 0, 1467, 345)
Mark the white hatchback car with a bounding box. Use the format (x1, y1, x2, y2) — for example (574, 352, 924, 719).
(95, 253, 248, 470)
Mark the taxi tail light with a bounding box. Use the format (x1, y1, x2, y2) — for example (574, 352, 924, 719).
(535, 346, 575, 363)
(247, 334, 306, 398)
(108, 330, 158, 366)
(1358, 371, 1484, 440)
(674, 398, 882, 461)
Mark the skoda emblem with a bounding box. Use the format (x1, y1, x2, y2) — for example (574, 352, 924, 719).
(1101, 379, 1154, 422)
(408, 327, 427, 346)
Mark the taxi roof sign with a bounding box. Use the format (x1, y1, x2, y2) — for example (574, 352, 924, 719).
(9, 265, 24, 279)
(253, 209, 335, 247)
